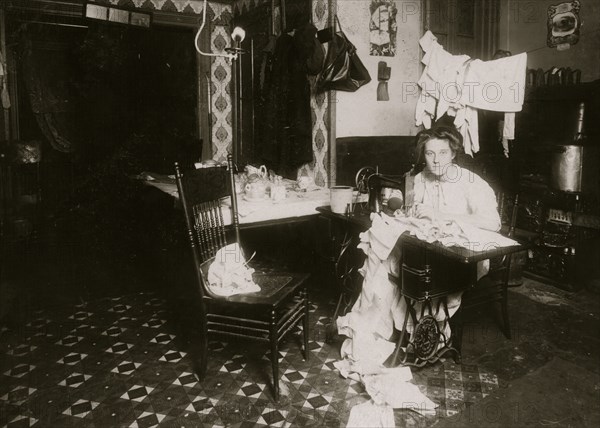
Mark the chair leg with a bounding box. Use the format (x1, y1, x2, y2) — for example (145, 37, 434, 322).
(270, 310, 280, 401)
(197, 319, 208, 380)
(452, 306, 464, 356)
(303, 289, 310, 361)
(501, 286, 512, 339)
(190, 301, 209, 381)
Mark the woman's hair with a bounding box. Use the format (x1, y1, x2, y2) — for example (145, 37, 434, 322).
(492, 49, 512, 60)
(413, 125, 464, 168)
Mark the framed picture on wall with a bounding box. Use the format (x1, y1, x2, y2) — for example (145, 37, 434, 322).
(369, 0, 398, 56)
(547, 0, 581, 49)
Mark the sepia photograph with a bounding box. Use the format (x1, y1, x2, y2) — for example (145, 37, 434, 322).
(0, 1, 599, 427)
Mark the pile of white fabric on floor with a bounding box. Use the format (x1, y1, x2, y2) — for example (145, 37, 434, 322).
(342, 365, 438, 427)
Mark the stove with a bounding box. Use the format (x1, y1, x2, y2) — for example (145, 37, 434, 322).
(518, 179, 600, 291)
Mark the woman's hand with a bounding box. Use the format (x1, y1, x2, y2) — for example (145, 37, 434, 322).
(414, 204, 436, 221)
(414, 205, 500, 231)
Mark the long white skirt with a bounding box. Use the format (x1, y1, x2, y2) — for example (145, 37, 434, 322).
(336, 240, 487, 366)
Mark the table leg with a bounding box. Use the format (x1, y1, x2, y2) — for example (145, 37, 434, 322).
(324, 222, 364, 342)
(391, 295, 417, 365)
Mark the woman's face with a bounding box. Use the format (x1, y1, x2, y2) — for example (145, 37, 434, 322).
(423, 138, 455, 176)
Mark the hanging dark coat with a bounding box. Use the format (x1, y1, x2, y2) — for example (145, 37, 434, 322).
(258, 31, 314, 179)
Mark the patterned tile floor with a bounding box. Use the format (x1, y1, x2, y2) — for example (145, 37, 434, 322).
(0, 289, 499, 427)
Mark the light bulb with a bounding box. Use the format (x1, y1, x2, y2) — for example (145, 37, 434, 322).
(231, 26, 246, 43)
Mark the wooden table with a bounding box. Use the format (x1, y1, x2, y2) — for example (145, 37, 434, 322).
(141, 173, 365, 229)
(316, 204, 530, 366)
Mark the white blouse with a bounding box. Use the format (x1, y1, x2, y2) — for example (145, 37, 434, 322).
(412, 165, 500, 231)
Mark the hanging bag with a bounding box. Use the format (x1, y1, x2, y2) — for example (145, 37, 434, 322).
(316, 15, 371, 93)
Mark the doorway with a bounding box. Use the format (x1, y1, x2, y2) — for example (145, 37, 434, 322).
(1, 13, 201, 309)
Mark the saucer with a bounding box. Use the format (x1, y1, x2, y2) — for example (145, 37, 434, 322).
(243, 195, 270, 203)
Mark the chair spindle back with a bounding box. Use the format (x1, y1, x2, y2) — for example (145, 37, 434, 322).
(175, 155, 241, 289)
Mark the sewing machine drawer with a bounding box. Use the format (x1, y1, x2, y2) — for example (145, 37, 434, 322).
(398, 240, 472, 301)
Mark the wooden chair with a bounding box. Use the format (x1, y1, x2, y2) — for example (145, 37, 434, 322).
(174, 154, 310, 401)
(452, 192, 524, 352)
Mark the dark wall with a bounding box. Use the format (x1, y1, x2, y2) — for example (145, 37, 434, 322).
(335, 134, 516, 196)
(335, 136, 416, 186)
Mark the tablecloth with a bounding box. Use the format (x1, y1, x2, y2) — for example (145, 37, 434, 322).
(140, 173, 364, 226)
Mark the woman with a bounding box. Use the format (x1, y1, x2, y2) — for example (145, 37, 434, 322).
(337, 125, 501, 371)
(409, 125, 500, 232)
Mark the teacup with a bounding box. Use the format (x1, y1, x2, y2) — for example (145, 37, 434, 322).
(245, 180, 266, 200)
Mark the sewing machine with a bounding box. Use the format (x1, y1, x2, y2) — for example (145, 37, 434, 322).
(355, 166, 410, 213)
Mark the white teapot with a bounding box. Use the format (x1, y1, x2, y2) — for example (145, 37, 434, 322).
(245, 165, 268, 179)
